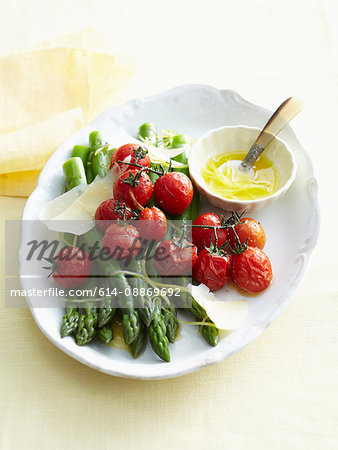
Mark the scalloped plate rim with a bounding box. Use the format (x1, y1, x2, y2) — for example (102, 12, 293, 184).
(19, 84, 320, 379)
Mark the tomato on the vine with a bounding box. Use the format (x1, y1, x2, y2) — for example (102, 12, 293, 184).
(102, 223, 141, 260)
(138, 206, 167, 242)
(95, 198, 134, 231)
(113, 169, 153, 208)
(228, 217, 266, 250)
(154, 171, 193, 215)
(192, 248, 231, 291)
(52, 247, 92, 288)
(110, 143, 150, 172)
(192, 213, 228, 251)
(231, 246, 272, 293)
(154, 239, 198, 276)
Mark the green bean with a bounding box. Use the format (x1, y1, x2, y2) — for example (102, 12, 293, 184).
(63, 157, 87, 191)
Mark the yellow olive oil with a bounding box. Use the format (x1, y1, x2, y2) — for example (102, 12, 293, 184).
(202, 151, 279, 201)
(107, 315, 130, 353)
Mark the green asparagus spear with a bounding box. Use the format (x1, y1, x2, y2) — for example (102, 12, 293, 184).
(89, 130, 104, 150)
(97, 326, 113, 344)
(60, 306, 79, 337)
(148, 308, 170, 362)
(98, 297, 116, 328)
(171, 146, 195, 233)
(82, 230, 141, 344)
(162, 130, 190, 152)
(171, 143, 211, 347)
(85, 150, 95, 183)
(91, 148, 107, 178)
(83, 230, 135, 310)
(129, 257, 157, 327)
(163, 307, 179, 343)
(146, 161, 160, 208)
(91, 145, 114, 178)
(190, 183, 200, 222)
(80, 276, 101, 327)
(122, 310, 141, 345)
(63, 157, 87, 191)
(186, 295, 219, 346)
(138, 122, 158, 146)
(83, 304, 99, 327)
(75, 314, 96, 346)
(72, 145, 90, 167)
(127, 257, 144, 308)
(83, 131, 102, 182)
(172, 133, 190, 150)
(130, 325, 147, 359)
(201, 321, 219, 347)
(138, 301, 157, 328)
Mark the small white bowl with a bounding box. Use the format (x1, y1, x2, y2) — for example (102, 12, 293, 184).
(189, 125, 297, 213)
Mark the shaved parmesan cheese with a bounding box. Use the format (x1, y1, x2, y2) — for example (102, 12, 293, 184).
(145, 143, 188, 165)
(39, 183, 86, 220)
(39, 167, 120, 235)
(189, 283, 247, 330)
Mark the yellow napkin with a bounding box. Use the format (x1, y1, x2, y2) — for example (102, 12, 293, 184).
(0, 28, 136, 197)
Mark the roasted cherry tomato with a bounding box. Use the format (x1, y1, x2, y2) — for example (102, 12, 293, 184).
(113, 169, 153, 208)
(192, 248, 231, 291)
(192, 213, 228, 251)
(52, 247, 92, 288)
(154, 172, 193, 215)
(231, 246, 272, 293)
(154, 239, 198, 276)
(95, 198, 134, 231)
(110, 143, 150, 172)
(138, 206, 167, 242)
(229, 217, 266, 250)
(102, 223, 141, 260)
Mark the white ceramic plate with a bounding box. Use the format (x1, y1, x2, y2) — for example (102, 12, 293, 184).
(20, 85, 320, 379)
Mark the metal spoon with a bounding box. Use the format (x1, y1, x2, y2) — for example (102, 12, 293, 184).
(240, 97, 303, 171)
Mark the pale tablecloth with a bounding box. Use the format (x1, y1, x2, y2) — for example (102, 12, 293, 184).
(0, 1, 337, 449)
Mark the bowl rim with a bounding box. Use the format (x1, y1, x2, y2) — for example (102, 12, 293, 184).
(189, 124, 297, 207)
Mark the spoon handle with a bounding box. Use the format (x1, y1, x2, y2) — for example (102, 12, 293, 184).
(241, 97, 303, 171)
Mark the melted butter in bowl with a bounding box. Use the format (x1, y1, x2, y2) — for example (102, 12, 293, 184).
(202, 151, 279, 201)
